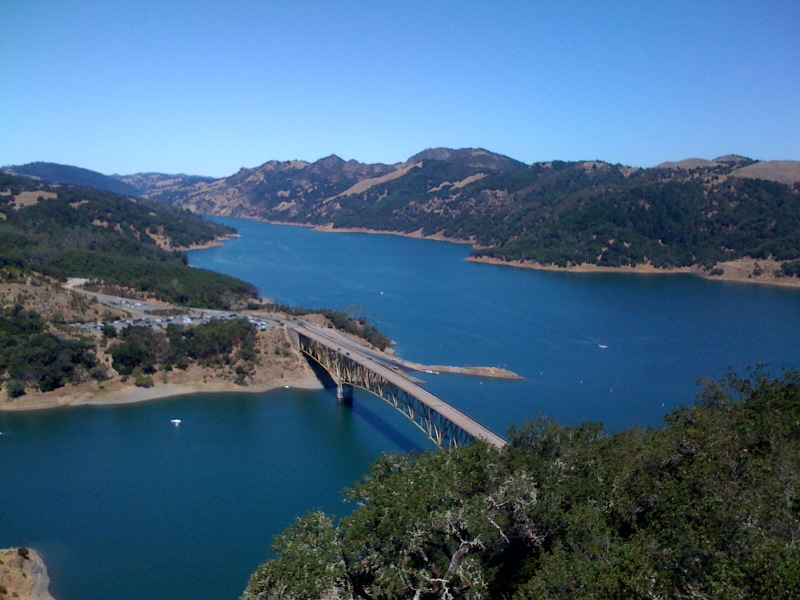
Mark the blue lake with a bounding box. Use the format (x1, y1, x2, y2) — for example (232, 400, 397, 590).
(2, 218, 799, 599)
(194, 219, 800, 433)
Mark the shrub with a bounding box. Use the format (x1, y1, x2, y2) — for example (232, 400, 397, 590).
(5, 379, 25, 399)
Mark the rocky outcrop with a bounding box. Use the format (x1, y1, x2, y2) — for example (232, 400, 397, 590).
(0, 548, 55, 600)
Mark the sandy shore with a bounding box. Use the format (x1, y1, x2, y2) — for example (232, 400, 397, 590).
(72, 376, 324, 406)
(468, 256, 800, 289)
(400, 360, 523, 380)
(209, 215, 800, 290)
(0, 376, 324, 412)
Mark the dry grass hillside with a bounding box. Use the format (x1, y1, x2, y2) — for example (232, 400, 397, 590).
(0, 273, 129, 324)
(731, 160, 800, 185)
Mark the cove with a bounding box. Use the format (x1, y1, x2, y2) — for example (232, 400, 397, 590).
(2, 217, 799, 599)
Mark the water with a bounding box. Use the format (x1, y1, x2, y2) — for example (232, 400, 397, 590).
(193, 218, 800, 433)
(2, 218, 799, 599)
(0, 390, 420, 599)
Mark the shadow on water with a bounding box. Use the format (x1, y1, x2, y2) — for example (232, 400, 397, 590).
(298, 346, 425, 452)
(299, 353, 425, 452)
(350, 397, 426, 453)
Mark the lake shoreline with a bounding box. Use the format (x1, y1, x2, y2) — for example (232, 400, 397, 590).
(467, 256, 800, 288)
(173, 232, 241, 252)
(205, 215, 800, 289)
(227, 216, 475, 245)
(0, 376, 324, 412)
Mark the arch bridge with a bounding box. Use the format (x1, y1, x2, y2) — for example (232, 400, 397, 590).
(289, 323, 507, 449)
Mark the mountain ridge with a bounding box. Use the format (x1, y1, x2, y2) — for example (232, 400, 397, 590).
(6, 149, 800, 280)
(4, 161, 140, 197)
(6, 150, 800, 201)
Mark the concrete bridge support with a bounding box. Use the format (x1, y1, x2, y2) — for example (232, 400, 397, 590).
(336, 382, 354, 405)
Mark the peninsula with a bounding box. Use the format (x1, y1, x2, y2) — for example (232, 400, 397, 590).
(0, 278, 521, 412)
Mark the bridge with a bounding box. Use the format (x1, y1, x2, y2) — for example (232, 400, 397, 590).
(289, 322, 507, 449)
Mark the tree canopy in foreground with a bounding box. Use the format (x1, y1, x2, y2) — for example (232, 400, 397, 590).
(243, 369, 800, 599)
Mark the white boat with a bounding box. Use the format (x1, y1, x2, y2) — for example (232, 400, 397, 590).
(170, 419, 182, 426)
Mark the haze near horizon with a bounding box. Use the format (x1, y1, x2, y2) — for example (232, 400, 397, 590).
(2, 1, 798, 177)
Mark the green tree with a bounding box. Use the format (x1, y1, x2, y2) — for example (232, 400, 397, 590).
(5, 379, 25, 399)
(244, 370, 800, 599)
(243, 512, 349, 600)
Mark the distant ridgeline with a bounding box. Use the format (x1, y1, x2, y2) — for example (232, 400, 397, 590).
(132, 150, 800, 277)
(0, 173, 256, 309)
(7, 150, 800, 276)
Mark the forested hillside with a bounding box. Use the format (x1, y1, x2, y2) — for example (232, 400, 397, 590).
(0, 304, 100, 397)
(243, 369, 800, 599)
(159, 149, 800, 277)
(4, 161, 140, 197)
(476, 174, 800, 272)
(0, 174, 256, 308)
(10, 150, 800, 277)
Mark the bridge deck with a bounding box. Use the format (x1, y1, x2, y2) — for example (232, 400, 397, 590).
(291, 323, 507, 449)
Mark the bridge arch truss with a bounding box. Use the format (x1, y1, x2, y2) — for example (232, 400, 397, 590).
(297, 333, 477, 448)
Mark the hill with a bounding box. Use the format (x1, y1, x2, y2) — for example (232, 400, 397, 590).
(4, 161, 140, 197)
(730, 160, 800, 185)
(159, 149, 800, 281)
(8, 150, 800, 281)
(0, 173, 256, 308)
(168, 154, 398, 219)
(113, 171, 216, 203)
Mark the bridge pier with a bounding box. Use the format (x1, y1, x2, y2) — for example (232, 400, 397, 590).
(336, 382, 353, 405)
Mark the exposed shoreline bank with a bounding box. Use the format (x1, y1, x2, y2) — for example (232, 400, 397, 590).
(467, 255, 800, 289)
(222, 215, 475, 245)
(400, 360, 523, 380)
(311, 223, 474, 245)
(0, 376, 324, 413)
(173, 232, 241, 252)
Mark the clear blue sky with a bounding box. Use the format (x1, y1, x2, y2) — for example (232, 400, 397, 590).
(2, 0, 798, 177)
